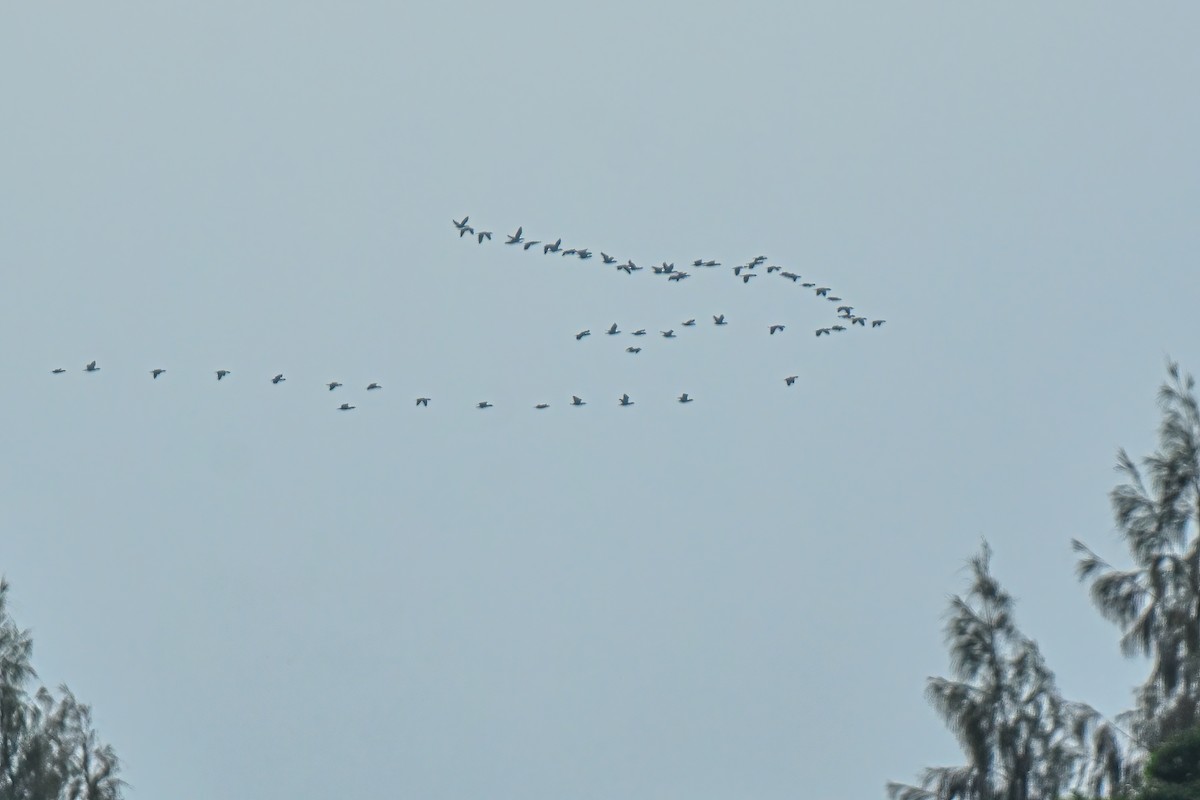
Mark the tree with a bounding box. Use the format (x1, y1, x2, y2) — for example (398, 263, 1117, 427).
(0, 578, 125, 800)
(1074, 361, 1200, 751)
(887, 543, 1116, 800)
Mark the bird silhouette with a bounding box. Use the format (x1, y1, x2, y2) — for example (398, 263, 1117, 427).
(216, 370, 230, 380)
(785, 375, 798, 386)
(682, 319, 696, 326)
(619, 393, 634, 406)
(576, 329, 591, 340)
(606, 323, 620, 335)
(151, 369, 166, 379)
(453, 216, 470, 230)
(601, 253, 616, 264)
(535, 403, 549, 409)
(522, 240, 540, 250)
(815, 328, 831, 337)
(815, 287, 830, 296)
(571, 395, 585, 406)
(327, 382, 342, 391)
(562, 248, 577, 256)
(543, 238, 562, 254)
(661, 330, 676, 338)
(505, 227, 524, 244)
(632, 329, 647, 336)
(272, 374, 286, 384)
(678, 393, 693, 403)
(769, 325, 785, 335)
(741, 274, 757, 284)
(85, 361, 99, 372)
(577, 249, 593, 259)
(458, 226, 474, 238)
(667, 272, 689, 281)
(476, 231, 492, 243)
(713, 314, 727, 325)
(416, 397, 430, 406)
(367, 383, 382, 390)
(337, 403, 355, 411)
(872, 319, 886, 328)
(477, 401, 493, 409)
(626, 347, 641, 354)
(51, 368, 66, 374)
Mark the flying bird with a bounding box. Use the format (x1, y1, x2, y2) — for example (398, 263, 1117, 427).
(632, 329, 646, 336)
(337, 403, 355, 411)
(327, 381, 342, 391)
(661, 330, 676, 338)
(453, 216, 470, 230)
(571, 395, 585, 406)
(619, 393, 634, 406)
(780, 272, 801, 281)
(505, 227, 524, 244)
(151, 369, 166, 379)
(601, 253, 616, 264)
(367, 383, 382, 390)
(831, 325, 846, 332)
(535, 403, 549, 409)
(852, 317, 866, 326)
(543, 238, 562, 254)
(626, 347, 641, 354)
(577, 249, 592, 259)
(416, 397, 430, 406)
(827, 296, 842, 303)
(607, 323, 620, 335)
(741, 274, 757, 284)
(667, 272, 689, 281)
(769, 324, 785, 335)
(815, 287, 830, 296)
(678, 393, 693, 403)
(713, 314, 727, 325)
(85, 361, 99, 372)
(837, 306, 854, 314)
(872, 319, 886, 328)
(51, 368, 65, 374)
(458, 226, 475, 237)
(692, 259, 704, 267)
(815, 328, 831, 337)
(682, 319, 696, 326)
(562, 248, 577, 256)
(576, 330, 591, 340)
(702, 260, 719, 267)
(272, 374, 286, 384)
(477, 401, 493, 409)
(522, 240, 540, 250)
(785, 375, 798, 386)
(767, 265, 781, 273)
(801, 282, 815, 288)
(216, 370, 230, 380)
(476, 231, 492, 243)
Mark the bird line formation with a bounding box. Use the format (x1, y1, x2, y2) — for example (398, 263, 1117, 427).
(39, 217, 890, 413)
(49, 362, 701, 411)
(453, 216, 886, 345)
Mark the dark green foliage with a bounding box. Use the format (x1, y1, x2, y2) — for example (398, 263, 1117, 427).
(0, 578, 124, 800)
(1140, 726, 1200, 800)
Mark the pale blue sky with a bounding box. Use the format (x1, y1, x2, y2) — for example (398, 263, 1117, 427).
(1, 3, 1197, 798)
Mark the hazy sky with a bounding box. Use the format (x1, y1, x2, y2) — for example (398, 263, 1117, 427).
(2, 3, 1197, 798)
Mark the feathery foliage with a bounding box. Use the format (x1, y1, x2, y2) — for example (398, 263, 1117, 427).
(0, 578, 125, 800)
(1073, 361, 1200, 753)
(887, 543, 1118, 800)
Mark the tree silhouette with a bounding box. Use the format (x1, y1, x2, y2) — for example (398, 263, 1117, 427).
(1074, 361, 1200, 753)
(888, 543, 1114, 800)
(0, 578, 125, 800)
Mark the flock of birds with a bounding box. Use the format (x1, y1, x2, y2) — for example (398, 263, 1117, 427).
(43, 216, 889, 412)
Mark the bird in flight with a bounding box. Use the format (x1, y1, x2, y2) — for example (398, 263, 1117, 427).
(85, 361, 99, 372)
(606, 323, 620, 335)
(815, 287, 831, 296)
(767, 265, 781, 273)
(151, 369, 166, 379)
(367, 383, 382, 390)
(837, 306, 853, 314)
(576, 329, 591, 340)
(571, 395, 585, 406)
(815, 328, 831, 337)
(678, 393, 693, 403)
(522, 240, 540, 250)
(780, 272, 801, 282)
(827, 296, 842, 303)
(52, 368, 66, 374)
(702, 260, 719, 267)
(831, 325, 846, 332)
(785, 375, 798, 386)
(601, 253, 616, 264)
(632, 329, 646, 336)
(477, 401, 493, 409)
(713, 314, 727, 325)
(872, 319, 886, 328)
(661, 330, 676, 338)
(667, 272, 689, 282)
(337, 403, 355, 411)
(476, 231, 492, 243)
(619, 393, 634, 406)
(458, 226, 475, 238)
(682, 319, 696, 326)
(741, 274, 757, 284)
(769, 325, 785, 335)
(216, 370, 231, 380)
(453, 216, 470, 230)
(505, 227, 524, 244)
(535, 403, 549, 409)
(577, 249, 593, 260)
(562, 248, 577, 256)
(272, 374, 286, 384)
(626, 347, 641, 354)
(327, 381, 342, 391)
(543, 238, 562, 254)
(416, 397, 431, 406)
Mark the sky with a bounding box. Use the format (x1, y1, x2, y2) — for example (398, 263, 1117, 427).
(1, 2, 1198, 798)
